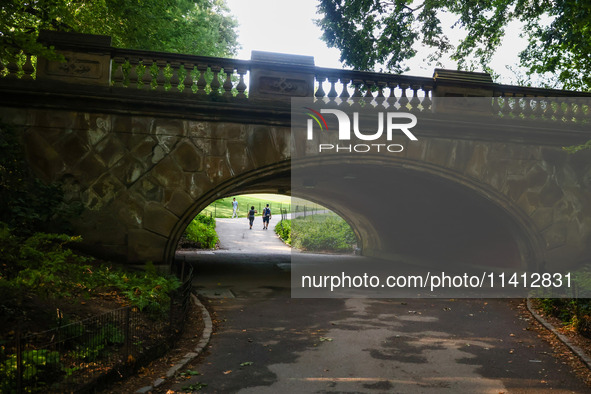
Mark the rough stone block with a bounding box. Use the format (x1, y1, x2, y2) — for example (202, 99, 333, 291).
(143, 203, 179, 237)
(539, 181, 564, 207)
(151, 156, 184, 189)
(247, 126, 280, 167)
(111, 156, 146, 186)
(215, 123, 244, 140)
(24, 130, 65, 181)
(184, 172, 212, 200)
(59, 132, 90, 167)
(542, 222, 567, 249)
(95, 134, 127, 168)
(188, 121, 212, 138)
(170, 140, 203, 172)
(226, 141, 254, 175)
(166, 191, 194, 217)
(204, 157, 232, 183)
(128, 229, 169, 263)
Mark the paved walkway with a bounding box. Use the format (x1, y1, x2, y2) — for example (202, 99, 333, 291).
(213, 217, 291, 254)
(170, 218, 589, 393)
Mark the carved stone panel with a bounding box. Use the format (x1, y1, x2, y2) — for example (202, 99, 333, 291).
(37, 50, 111, 86)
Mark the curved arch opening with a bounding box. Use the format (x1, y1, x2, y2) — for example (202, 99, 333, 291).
(165, 157, 543, 272)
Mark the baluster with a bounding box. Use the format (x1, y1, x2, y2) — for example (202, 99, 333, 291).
(112, 56, 125, 87)
(364, 80, 374, 99)
(398, 83, 409, 110)
(182, 63, 194, 94)
(315, 75, 326, 99)
(492, 93, 501, 114)
(170, 61, 181, 92)
(236, 67, 247, 99)
(553, 98, 565, 121)
(22, 54, 34, 80)
(196, 64, 207, 95)
(352, 79, 363, 98)
(376, 81, 386, 109)
(583, 101, 591, 123)
(533, 96, 544, 118)
(128, 57, 140, 88)
(210, 65, 221, 95)
(543, 97, 556, 119)
(562, 98, 572, 121)
(571, 98, 583, 122)
(339, 78, 350, 99)
(222, 67, 234, 97)
(155, 60, 166, 91)
(409, 85, 421, 111)
(421, 85, 432, 111)
(6, 59, 19, 78)
(387, 82, 398, 109)
(141, 59, 153, 90)
(327, 76, 339, 99)
(500, 92, 512, 115)
(522, 96, 534, 117)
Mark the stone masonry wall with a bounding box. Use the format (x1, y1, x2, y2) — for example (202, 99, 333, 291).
(0, 106, 290, 263)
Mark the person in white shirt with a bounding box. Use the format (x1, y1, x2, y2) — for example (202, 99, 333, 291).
(231, 197, 239, 218)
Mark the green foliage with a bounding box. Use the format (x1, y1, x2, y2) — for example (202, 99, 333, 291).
(183, 214, 218, 249)
(563, 140, 591, 155)
(0, 349, 62, 393)
(68, 323, 124, 362)
(274, 219, 291, 245)
(0, 225, 180, 314)
(276, 215, 356, 253)
(0, 121, 78, 235)
(537, 269, 591, 338)
(316, 0, 591, 90)
(0, 0, 238, 66)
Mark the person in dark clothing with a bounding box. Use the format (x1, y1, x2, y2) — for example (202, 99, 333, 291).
(247, 206, 257, 229)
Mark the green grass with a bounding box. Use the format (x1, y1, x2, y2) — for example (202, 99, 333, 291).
(201, 194, 324, 218)
(274, 214, 357, 253)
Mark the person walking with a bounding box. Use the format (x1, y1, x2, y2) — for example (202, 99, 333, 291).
(231, 197, 239, 218)
(262, 204, 272, 230)
(247, 206, 257, 229)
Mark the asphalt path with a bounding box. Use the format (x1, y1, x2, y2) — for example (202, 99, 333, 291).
(172, 218, 589, 393)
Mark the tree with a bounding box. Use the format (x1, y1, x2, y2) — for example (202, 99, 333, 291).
(0, 0, 238, 65)
(316, 0, 591, 91)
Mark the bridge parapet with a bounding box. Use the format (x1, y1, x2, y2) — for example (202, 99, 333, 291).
(1, 31, 590, 123)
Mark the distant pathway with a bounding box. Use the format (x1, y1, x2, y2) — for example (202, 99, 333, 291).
(213, 217, 290, 254)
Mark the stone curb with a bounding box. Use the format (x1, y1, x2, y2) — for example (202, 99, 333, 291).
(136, 293, 213, 393)
(526, 297, 591, 370)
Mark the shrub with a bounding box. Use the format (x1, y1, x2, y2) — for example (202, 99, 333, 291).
(0, 225, 180, 315)
(274, 219, 291, 244)
(0, 349, 62, 393)
(183, 214, 218, 249)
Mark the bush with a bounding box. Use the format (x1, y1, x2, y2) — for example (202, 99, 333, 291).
(183, 214, 218, 249)
(0, 224, 180, 315)
(274, 219, 291, 244)
(0, 349, 62, 393)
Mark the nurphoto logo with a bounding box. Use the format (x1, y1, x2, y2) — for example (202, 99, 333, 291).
(305, 107, 418, 153)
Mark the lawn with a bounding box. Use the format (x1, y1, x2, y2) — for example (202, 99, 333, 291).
(201, 194, 324, 218)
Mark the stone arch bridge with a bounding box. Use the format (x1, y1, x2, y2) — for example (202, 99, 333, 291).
(1, 31, 590, 272)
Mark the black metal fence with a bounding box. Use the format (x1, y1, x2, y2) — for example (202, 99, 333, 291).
(0, 260, 194, 393)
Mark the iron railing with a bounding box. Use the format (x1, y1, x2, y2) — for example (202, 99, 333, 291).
(0, 260, 194, 393)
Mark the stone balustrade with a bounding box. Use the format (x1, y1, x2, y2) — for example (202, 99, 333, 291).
(1, 31, 590, 122)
